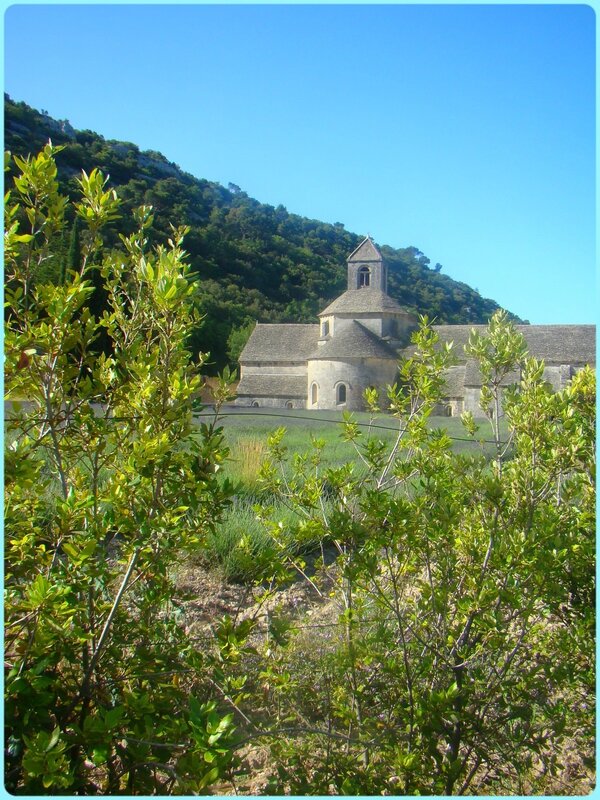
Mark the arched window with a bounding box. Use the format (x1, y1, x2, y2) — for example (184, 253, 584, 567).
(311, 383, 318, 405)
(285, 401, 293, 409)
(336, 383, 347, 405)
(358, 266, 370, 288)
(251, 401, 260, 408)
(321, 321, 329, 337)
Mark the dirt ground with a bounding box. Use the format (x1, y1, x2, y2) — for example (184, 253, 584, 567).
(174, 559, 595, 796)
(175, 560, 341, 794)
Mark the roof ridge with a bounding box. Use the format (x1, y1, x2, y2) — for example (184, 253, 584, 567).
(255, 322, 316, 327)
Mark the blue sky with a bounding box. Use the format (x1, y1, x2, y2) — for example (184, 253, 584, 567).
(3, 3, 596, 324)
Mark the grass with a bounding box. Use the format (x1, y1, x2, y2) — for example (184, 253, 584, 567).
(203, 407, 506, 459)
(203, 502, 279, 583)
(195, 407, 508, 583)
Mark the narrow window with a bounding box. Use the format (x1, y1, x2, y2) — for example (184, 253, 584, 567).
(337, 384, 347, 404)
(311, 383, 318, 405)
(358, 266, 370, 288)
(321, 321, 329, 337)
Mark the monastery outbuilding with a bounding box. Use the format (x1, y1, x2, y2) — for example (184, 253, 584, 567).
(236, 238, 595, 416)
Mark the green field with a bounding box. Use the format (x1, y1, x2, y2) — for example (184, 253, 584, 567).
(201, 405, 504, 452)
(194, 407, 507, 582)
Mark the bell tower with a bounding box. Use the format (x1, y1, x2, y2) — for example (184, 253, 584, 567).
(347, 236, 387, 293)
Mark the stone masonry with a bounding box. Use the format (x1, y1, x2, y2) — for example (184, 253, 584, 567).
(236, 238, 595, 415)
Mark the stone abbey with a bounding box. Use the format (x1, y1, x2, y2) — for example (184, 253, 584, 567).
(236, 238, 595, 415)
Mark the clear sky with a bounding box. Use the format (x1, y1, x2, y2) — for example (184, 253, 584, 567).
(3, 3, 596, 324)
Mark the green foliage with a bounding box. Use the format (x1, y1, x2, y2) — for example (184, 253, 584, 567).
(5, 95, 519, 373)
(194, 410, 509, 586)
(201, 504, 280, 583)
(4, 146, 240, 794)
(5, 111, 592, 796)
(226, 320, 256, 367)
(64, 216, 81, 281)
(251, 313, 595, 794)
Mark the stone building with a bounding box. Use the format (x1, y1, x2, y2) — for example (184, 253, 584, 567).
(236, 237, 595, 415)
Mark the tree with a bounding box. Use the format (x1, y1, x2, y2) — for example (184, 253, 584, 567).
(253, 313, 595, 794)
(226, 320, 256, 366)
(4, 145, 239, 794)
(66, 216, 81, 275)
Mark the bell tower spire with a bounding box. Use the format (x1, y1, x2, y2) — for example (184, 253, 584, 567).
(347, 236, 387, 293)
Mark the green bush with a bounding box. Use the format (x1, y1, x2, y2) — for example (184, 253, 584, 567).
(4, 145, 239, 794)
(251, 315, 595, 794)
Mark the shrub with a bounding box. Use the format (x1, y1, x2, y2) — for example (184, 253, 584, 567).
(253, 315, 595, 794)
(4, 145, 238, 794)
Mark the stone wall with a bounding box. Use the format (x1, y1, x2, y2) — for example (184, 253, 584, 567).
(240, 397, 304, 409)
(542, 364, 574, 391)
(307, 357, 398, 411)
(235, 362, 308, 408)
(348, 260, 387, 293)
(462, 364, 584, 418)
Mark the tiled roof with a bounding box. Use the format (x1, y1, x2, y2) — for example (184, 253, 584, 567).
(400, 324, 596, 366)
(239, 324, 319, 363)
(443, 366, 466, 397)
(463, 361, 520, 387)
(236, 374, 307, 398)
(320, 289, 406, 316)
(309, 321, 397, 361)
(514, 325, 595, 364)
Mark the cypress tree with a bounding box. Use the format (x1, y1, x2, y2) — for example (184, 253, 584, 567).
(65, 217, 81, 280)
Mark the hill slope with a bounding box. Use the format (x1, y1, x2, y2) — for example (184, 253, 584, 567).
(4, 95, 519, 371)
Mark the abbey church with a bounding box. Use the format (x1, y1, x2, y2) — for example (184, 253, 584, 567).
(235, 238, 595, 415)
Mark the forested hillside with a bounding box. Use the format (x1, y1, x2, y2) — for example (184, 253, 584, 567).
(5, 95, 517, 371)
